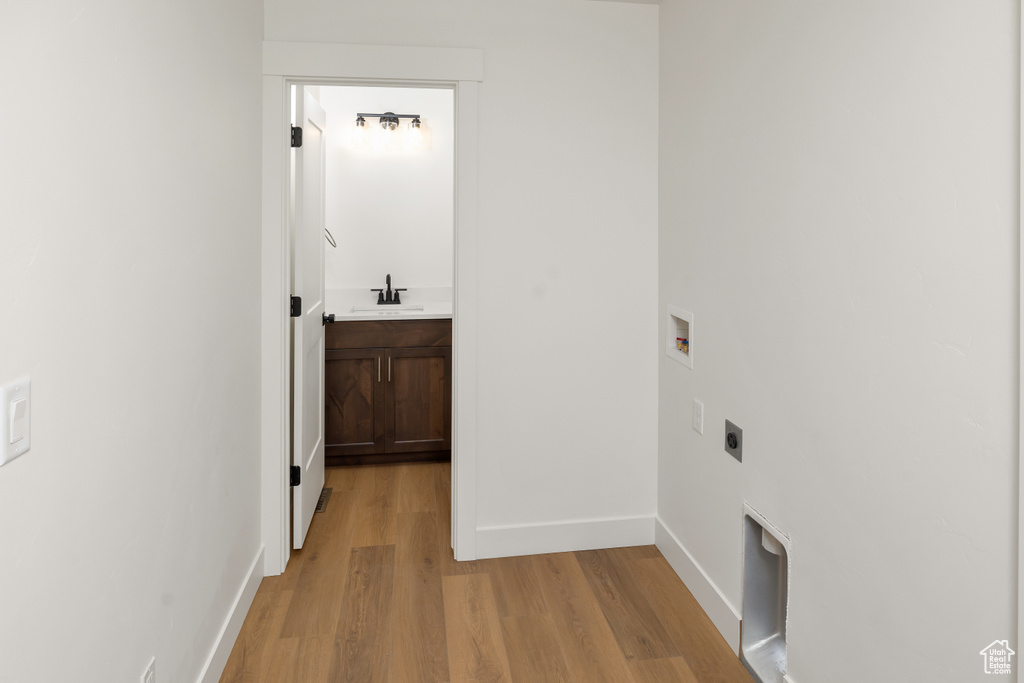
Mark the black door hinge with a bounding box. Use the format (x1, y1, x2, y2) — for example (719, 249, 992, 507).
(290, 126, 302, 148)
(290, 465, 301, 487)
(290, 296, 301, 318)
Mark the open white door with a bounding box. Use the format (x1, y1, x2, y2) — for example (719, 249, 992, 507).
(291, 88, 327, 549)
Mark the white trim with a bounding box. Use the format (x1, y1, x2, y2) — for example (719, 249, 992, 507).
(263, 42, 484, 82)
(475, 515, 655, 560)
(196, 546, 265, 683)
(655, 516, 741, 653)
(1019, 2, 1023, 665)
(261, 74, 292, 574)
(452, 80, 480, 560)
(261, 42, 483, 573)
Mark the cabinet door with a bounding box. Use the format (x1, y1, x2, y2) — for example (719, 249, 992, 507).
(385, 346, 452, 453)
(325, 348, 386, 456)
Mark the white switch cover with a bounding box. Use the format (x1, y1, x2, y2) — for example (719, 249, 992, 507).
(0, 377, 31, 466)
(692, 399, 704, 435)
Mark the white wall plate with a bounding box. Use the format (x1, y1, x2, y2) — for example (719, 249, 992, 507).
(0, 377, 31, 466)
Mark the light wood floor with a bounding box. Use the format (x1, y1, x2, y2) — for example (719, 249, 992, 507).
(220, 462, 753, 683)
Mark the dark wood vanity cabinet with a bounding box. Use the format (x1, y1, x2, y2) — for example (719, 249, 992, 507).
(325, 319, 451, 464)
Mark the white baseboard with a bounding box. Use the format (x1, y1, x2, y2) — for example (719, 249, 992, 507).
(475, 515, 655, 559)
(655, 517, 741, 652)
(197, 545, 265, 683)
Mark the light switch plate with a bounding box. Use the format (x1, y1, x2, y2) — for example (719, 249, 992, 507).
(0, 377, 31, 466)
(692, 399, 704, 435)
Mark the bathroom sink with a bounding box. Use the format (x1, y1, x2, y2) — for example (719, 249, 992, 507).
(350, 304, 425, 313)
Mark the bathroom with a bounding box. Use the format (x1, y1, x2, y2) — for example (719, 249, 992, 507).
(312, 84, 455, 466)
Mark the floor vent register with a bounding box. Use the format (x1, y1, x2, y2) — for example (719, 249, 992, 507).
(315, 488, 332, 513)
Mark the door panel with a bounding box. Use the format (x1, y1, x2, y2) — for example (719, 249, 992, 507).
(325, 348, 386, 456)
(386, 347, 452, 453)
(291, 88, 327, 549)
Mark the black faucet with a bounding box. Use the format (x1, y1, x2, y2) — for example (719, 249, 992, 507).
(371, 274, 407, 305)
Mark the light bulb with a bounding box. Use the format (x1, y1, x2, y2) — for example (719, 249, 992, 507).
(380, 113, 399, 132)
(353, 116, 368, 147)
(378, 114, 400, 150)
(407, 117, 422, 149)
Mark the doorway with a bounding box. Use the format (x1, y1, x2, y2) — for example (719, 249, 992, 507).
(315, 84, 455, 467)
(261, 42, 484, 575)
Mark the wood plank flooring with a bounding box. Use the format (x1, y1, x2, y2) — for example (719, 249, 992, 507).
(220, 462, 753, 683)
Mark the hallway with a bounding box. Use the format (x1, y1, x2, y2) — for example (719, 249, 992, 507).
(220, 462, 751, 682)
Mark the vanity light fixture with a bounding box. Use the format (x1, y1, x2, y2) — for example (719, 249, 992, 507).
(353, 112, 424, 150)
(355, 112, 421, 131)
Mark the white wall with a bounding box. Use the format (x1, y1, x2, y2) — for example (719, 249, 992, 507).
(266, 0, 660, 550)
(658, 1, 1018, 681)
(0, 2, 263, 682)
(320, 86, 454, 291)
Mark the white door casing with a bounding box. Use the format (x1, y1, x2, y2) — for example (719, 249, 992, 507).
(261, 42, 483, 575)
(291, 88, 327, 549)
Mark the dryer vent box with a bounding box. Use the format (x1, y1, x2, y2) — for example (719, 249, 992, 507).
(741, 509, 790, 683)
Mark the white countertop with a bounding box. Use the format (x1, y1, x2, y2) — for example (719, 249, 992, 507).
(326, 287, 453, 322)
